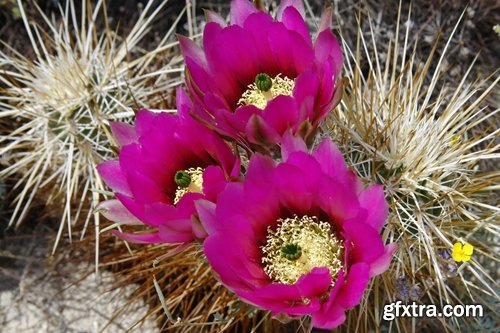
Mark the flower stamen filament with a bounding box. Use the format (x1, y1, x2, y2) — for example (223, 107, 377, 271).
(238, 73, 295, 109)
(261, 215, 343, 285)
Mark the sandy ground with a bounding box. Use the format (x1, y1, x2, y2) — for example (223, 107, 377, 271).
(0, 216, 158, 333)
(0, 263, 159, 333)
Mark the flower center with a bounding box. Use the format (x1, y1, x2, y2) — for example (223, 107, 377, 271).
(173, 167, 204, 204)
(238, 73, 295, 109)
(261, 215, 343, 285)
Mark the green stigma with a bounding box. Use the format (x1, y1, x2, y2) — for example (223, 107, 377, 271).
(174, 170, 191, 188)
(281, 243, 302, 261)
(255, 73, 272, 92)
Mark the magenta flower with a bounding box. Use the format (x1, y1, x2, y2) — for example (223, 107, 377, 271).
(97, 87, 240, 245)
(179, 0, 343, 150)
(196, 135, 397, 329)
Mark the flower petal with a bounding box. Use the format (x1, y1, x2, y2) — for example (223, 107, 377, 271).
(343, 216, 385, 263)
(205, 218, 267, 283)
(185, 56, 214, 98)
(295, 267, 332, 298)
(245, 153, 276, 181)
(318, 177, 360, 222)
(284, 151, 322, 196)
(115, 193, 145, 221)
(281, 132, 307, 160)
(230, 0, 259, 26)
(96, 199, 142, 225)
(336, 262, 370, 308)
(369, 243, 398, 276)
(97, 161, 132, 196)
(277, 0, 305, 21)
(127, 170, 171, 204)
(293, 69, 320, 119)
(318, 6, 333, 32)
(274, 163, 313, 214)
(261, 95, 300, 135)
(314, 29, 343, 79)
(242, 12, 281, 75)
(204, 234, 263, 290)
(112, 230, 163, 243)
(268, 23, 314, 75)
(158, 225, 195, 243)
(280, 6, 310, 45)
(178, 35, 208, 68)
(214, 182, 246, 226)
(202, 165, 229, 201)
(134, 109, 158, 137)
(311, 303, 346, 329)
(246, 114, 281, 146)
(226, 104, 261, 134)
(195, 199, 218, 234)
(204, 9, 227, 27)
(119, 144, 166, 181)
(238, 268, 330, 315)
(110, 122, 138, 146)
(463, 243, 474, 255)
(359, 184, 388, 232)
(211, 25, 261, 87)
(175, 86, 194, 120)
(312, 138, 348, 179)
(143, 202, 193, 231)
(203, 23, 247, 105)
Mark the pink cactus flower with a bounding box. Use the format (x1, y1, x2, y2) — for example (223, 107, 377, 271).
(196, 135, 397, 329)
(179, 0, 343, 151)
(97, 87, 240, 245)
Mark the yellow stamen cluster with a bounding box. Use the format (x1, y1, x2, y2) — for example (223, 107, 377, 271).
(238, 74, 295, 109)
(173, 167, 204, 204)
(261, 215, 343, 285)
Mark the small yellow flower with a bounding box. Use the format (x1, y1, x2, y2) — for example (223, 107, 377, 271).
(452, 242, 474, 262)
